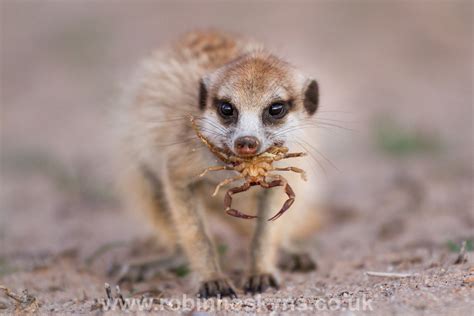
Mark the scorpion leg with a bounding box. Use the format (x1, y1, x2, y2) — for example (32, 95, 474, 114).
(274, 167, 307, 181)
(199, 165, 232, 178)
(284, 152, 306, 159)
(224, 182, 258, 219)
(189, 116, 234, 164)
(272, 151, 306, 162)
(262, 176, 295, 221)
(212, 175, 243, 196)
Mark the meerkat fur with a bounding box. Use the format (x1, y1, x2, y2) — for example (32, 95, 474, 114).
(116, 31, 322, 298)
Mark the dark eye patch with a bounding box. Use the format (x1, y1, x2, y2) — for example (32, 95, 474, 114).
(262, 100, 293, 125)
(213, 98, 238, 124)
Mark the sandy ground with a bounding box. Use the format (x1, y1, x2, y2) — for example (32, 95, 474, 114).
(1, 1, 473, 314)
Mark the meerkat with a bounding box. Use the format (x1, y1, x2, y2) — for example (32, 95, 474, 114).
(116, 31, 322, 298)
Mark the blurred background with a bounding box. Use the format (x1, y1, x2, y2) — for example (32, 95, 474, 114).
(1, 0, 472, 313)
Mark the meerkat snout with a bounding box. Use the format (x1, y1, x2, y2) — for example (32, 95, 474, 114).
(234, 136, 260, 156)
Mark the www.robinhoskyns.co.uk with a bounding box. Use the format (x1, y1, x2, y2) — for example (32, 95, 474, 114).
(93, 294, 374, 312)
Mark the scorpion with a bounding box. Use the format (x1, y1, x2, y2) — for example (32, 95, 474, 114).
(190, 116, 307, 221)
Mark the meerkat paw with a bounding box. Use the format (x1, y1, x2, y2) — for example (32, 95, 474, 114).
(278, 252, 317, 272)
(197, 278, 237, 299)
(110, 252, 186, 284)
(243, 273, 279, 294)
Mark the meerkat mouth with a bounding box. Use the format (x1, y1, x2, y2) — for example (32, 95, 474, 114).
(235, 152, 259, 158)
(221, 143, 260, 159)
(233, 143, 286, 159)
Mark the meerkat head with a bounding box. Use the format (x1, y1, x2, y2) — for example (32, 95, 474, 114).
(198, 52, 319, 157)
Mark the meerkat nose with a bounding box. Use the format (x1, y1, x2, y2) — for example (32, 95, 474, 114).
(234, 136, 260, 156)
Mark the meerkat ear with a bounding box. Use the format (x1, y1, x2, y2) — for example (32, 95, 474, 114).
(198, 78, 208, 110)
(303, 79, 319, 115)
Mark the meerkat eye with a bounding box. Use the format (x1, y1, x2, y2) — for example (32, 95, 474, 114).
(268, 102, 287, 119)
(218, 101, 235, 117)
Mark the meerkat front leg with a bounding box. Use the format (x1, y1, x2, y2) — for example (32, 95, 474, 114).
(164, 168, 236, 298)
(243, 189, 281, 294)
(112, 164, 185, 283)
